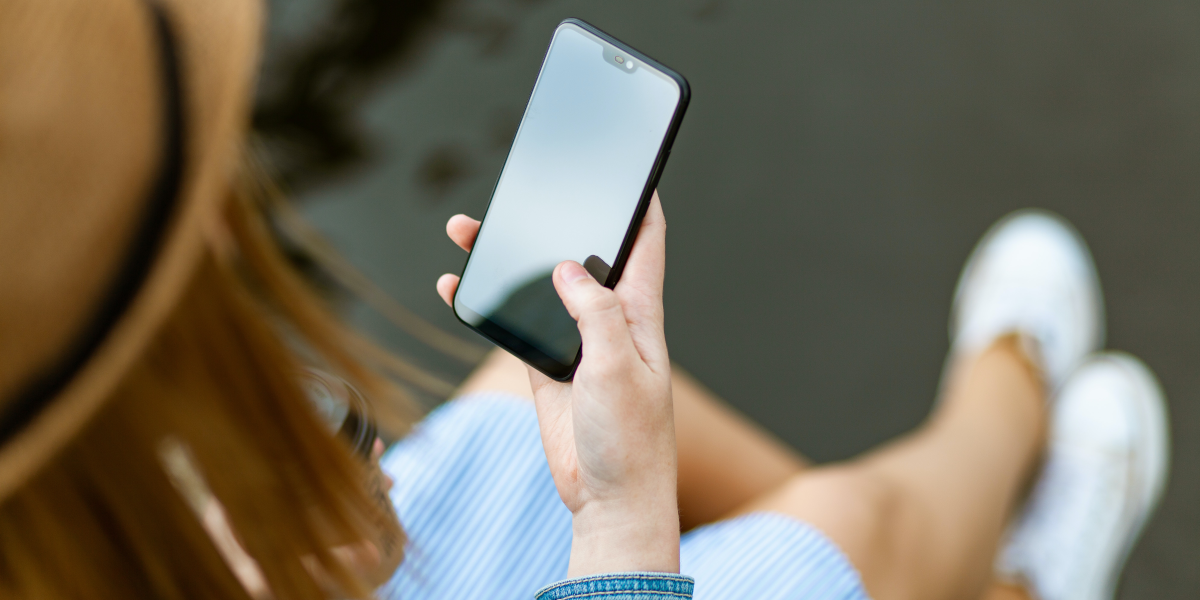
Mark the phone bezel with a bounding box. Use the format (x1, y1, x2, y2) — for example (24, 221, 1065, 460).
(452, 17, 691, 381)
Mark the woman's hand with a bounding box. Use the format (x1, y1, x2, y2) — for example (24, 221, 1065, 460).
(436, 192, 679, 576)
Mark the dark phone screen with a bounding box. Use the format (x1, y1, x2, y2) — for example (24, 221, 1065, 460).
(454, 23, 682, 372)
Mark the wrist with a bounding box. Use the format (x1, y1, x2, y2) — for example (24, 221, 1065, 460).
(568, 499, 681, 577)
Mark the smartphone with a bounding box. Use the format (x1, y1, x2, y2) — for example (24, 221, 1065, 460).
(452, 18, 690, 381)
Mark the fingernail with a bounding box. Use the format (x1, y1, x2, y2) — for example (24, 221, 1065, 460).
(560, 261, 590, 284)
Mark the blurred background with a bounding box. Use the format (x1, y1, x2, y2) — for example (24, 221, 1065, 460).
(256, 0, 1199, 596)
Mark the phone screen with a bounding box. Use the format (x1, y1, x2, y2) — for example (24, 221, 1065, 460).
(454, 21, 686, 378)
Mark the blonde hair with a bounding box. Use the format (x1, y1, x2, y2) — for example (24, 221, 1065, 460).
(0, 165, 415, 599)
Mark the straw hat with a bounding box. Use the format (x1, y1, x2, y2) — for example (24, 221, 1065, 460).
(0, 0, 262, 499)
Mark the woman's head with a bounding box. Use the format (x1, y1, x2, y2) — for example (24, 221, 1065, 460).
(0, 1, 405, 597)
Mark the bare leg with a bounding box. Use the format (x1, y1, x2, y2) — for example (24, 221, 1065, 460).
(455, 349, 809, 530)
(455, 349, 535, 400)
(734, 336, 1046, 600)
(981, 585, 1034, 600)
(672, 369, 808, 529)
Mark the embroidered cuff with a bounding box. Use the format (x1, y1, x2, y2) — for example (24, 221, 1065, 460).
(536, 572, 694, 600)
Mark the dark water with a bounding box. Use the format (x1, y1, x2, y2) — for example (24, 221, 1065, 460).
(261, 0, 1200, 596)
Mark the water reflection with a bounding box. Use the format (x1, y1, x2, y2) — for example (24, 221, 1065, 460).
(254, 0, 559, 194)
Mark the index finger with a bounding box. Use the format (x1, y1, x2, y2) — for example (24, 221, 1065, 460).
(446, 214, 481, 252)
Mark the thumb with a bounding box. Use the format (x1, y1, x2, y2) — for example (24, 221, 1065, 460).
(553, 260, 638, 367)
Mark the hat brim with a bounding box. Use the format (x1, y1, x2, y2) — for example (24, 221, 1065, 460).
(0, 0, 264, 499)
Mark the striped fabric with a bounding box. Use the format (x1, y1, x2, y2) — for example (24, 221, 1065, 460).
(680, 513, 868, 598)
(378, 394, 870, 600)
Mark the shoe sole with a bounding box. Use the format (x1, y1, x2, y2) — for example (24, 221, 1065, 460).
(1092, 352, 1171, 600)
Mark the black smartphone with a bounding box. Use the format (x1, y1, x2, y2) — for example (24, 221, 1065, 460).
(452, 18, 690, 381)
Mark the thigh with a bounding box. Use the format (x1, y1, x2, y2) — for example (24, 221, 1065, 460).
(672, 368, 809, 528)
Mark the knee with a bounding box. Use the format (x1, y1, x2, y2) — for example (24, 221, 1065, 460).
(754, 466, 910, 598)
(774, 467, 903, 547)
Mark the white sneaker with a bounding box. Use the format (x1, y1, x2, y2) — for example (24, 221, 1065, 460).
(996, 353, 1171, 600)
(950, 210, 1105, 390)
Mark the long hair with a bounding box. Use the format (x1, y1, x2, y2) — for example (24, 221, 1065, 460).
(0, 161, 414, 599)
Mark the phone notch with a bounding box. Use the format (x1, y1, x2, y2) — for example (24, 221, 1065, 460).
(602, 45, 638, 74)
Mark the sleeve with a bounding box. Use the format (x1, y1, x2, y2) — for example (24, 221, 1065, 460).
(535, 572, 694, 600)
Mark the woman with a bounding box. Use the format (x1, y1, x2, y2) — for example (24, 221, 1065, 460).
(0, 1, 1169, 599)
(406, 206, 1169, 600)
